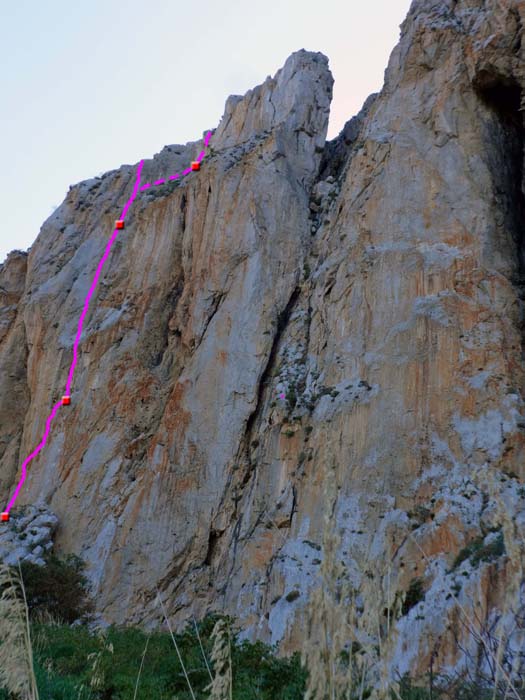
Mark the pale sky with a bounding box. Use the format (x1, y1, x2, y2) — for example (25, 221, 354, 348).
(0, 0, 411, 264)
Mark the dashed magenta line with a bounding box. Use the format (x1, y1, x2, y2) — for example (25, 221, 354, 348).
(139, 130, 213, 193)
(3, 129, 213, 516)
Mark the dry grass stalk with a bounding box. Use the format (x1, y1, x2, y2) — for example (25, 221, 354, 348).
(306, 464, 411, 699)
(0, 563, 39, 700)
(475, 468, 525, 698)
(192, 613, 214, 683)
(132, 632, 150, 700)
(301, 464, 402, 700)
(408, 516, 522, 700)
(156, 587, 197, 700)
(301, 467, 354, 700)
(206, 617, 233, 700)
(87, 629, 114, 692)
(32, 608, 62, 627)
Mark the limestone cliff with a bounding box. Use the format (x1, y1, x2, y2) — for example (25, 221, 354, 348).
(2, 0, 525, 682)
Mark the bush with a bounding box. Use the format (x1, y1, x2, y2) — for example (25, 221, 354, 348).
(17, 553, 94, 624)
(286, 385, 298, 410)
(402, 578, 425, 616)
(452, 530, 505, 571)
(20, 616, 306, 700)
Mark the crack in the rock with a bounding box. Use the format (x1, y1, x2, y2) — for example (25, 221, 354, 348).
(196, 291, 226, 350)
(244, 285, 302, 443)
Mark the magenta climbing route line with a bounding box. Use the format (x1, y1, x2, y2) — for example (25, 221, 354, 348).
(139, 130, 212, 192)
(65, 163, 144, 396)
(4, 160, 143, 515)
(3, 129, 213, 517)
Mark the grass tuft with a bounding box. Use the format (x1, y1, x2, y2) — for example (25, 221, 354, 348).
(0, 563, 39, 699)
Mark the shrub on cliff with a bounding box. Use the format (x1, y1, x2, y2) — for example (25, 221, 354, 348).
(17, 553, 93, 624)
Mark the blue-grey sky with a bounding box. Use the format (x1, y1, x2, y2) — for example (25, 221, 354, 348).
(0, 0, 411, 264)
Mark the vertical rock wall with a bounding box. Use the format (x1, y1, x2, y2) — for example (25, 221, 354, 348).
(1, 0, 525, 680)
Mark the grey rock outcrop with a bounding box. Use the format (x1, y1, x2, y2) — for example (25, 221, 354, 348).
(0, 505, 58, 566)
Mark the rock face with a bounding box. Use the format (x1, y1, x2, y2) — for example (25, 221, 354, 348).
(2, 0, 525, 681)
(0, 505, 57, 566)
